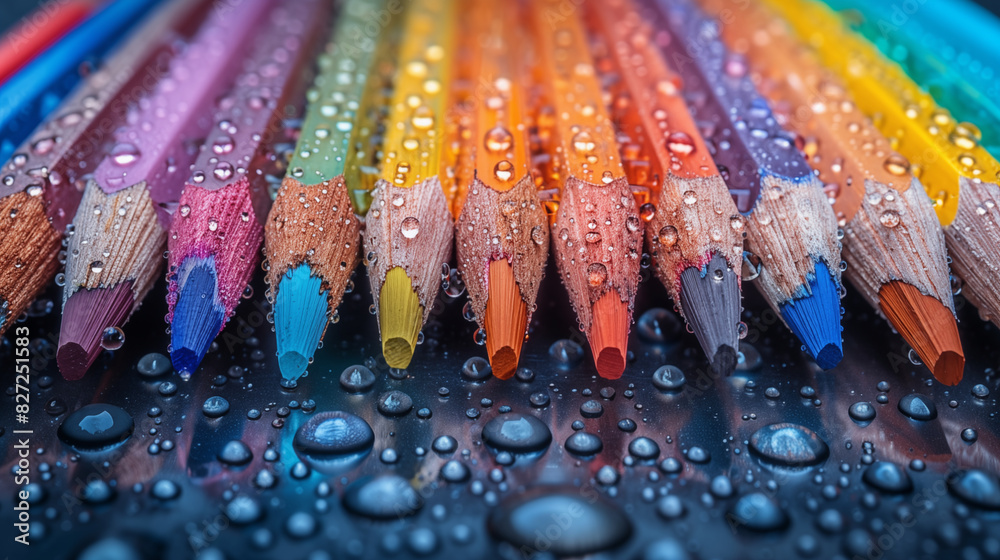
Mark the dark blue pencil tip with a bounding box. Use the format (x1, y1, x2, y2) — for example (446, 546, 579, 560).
(275, 265, 329, 380)
(170, 257, 225, 376)
(780, 261, 843, 370)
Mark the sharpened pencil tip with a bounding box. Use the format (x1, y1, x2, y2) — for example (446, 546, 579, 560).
(379, 267, 423, 369)
(486, 259, 527, 380)
(170, 257, 226, 376)
(274, 265, 329, 380)
(589, 291, 630, 379)
(878, 280, 964, 385)
(780, 261, 843, 370)
(712, 344, 738, 376)
(57, 282, 135, 380)
(679, 252, 741, 373)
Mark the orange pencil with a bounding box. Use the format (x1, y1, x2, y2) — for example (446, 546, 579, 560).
(529, 0, 643, 378)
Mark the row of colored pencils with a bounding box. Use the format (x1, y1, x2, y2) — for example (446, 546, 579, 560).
(0, 0, 997, 386)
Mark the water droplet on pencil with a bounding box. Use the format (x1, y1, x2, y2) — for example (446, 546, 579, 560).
(494, 160, 514, 182)
(879, 210, 900, 228)
(658, 225, 678, 247)
(587, 263, 608, 286)
(110, 143, 140, 166)
(485, 127, 513, 153)
(401, 217, 420, 239)
(882, 154, 910, 176)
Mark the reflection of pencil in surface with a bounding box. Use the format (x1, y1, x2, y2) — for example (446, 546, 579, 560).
(769, 0, 998, 381)
(0, 0, 98, 85)
(57, 0, 274, 380)
(264, 0, 390, 381)
(646, 0, 844, 369)
(0, 0, 206, 337)
(0, 0, 164, 163)
(449, 0, 548, 380)
(363, 0, 457, 370)
(587, 0, 744, 375)
(529, 0, 644, 379)
(700, 0, 962, 384)
(166, 0, 329, 377)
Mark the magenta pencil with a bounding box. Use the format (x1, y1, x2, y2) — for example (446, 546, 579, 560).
(57, 0, 275, 380)
(165, 0, 329, 376)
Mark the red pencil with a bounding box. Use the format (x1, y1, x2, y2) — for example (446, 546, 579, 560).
(0, 0, 98, 85)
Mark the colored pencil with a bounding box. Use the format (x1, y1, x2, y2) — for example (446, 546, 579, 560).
(822, 0, 1000, 159)
(264, 0, 390, 381)
(362, 0, 457, 370)
(0, 0, 164, 164)
(767, 0, 1000, 339)
(447, 0, 549, 380)
(57, 0, 274, 380)
(586, 0, 745, 374)
(644, 0, 844, 369)
(0, 0, 206, 336)
(166, 0, 329, 376)
(529, 0, 644, 379)
(699, 0, 963, 384)
(0, 0, 98, 85)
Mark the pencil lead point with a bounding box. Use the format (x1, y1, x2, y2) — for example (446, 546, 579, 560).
(275, 264, 329, 380)
(379, 267, 423, 369)
(879, 280, 964, 385)
(679, 252, 741, 375)
(170, 257, 225, 376)
(486, 259, 527, 380)
(57, 283, 135, 380)
(589, 290, 630, 379)
(780, 261, 843, 369)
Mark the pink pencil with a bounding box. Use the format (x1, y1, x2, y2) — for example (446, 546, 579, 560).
(57, 0, 276, 380)
(165, 0, 329, 376)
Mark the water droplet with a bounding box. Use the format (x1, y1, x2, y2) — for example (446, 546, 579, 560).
(571, 131, 596, 154)
(748, 423, 829, 468)
(879, 210, 900, 228)
(728, 493, 788, 532)
(217, 440, 253, 466)
(652, 365, 686, 391)
(110, 143, 140, 166)
(482, 413, 551, 453)
(666, 132, 696, 156)
(213, 162, 234, 181)
(100, 327, 124, 350)
(461, 356, 492, 381)
(484, 127, 513, 153)
(293, 411, 374, 455)
(494, 160, 514, 182)
(898, 394, 937, 420)
(849, 402, 876, 423)
(658, 225, 678, 246)
(862, 461, 912, 493)
(401, 216, 420, 238)
(586, 263, 607, 286)
(202, 396, 230, 418)
(339, 365, 375, 392)
(565, 432, 603, 456)
(343, 475, 423, 519)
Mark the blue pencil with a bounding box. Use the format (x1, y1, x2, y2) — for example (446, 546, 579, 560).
(0, 0, 163, 163)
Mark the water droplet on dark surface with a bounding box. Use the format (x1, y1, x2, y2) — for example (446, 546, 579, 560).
(548, 339, 584, 367)
(285, 512, 318, 539)
(580, 400, 603, 418)
(728, 493, 788, 532)
(432, 435, 457, 454)
(488, 489, 631, 556)
(377, 390, 414, 416)
(898, 393, 937, 420)
(862, 461, 913, 493)
(225, 495, 263, 525)
(151, 479, 180, 501)
(58, 404, 134, 450)
(565, 432, 603, 456)
(481, 413, 552, 453)
(652, 365, 686, 391)
(293, 411, 374, 455)
(642, 538, 691, 560)
(343, 475, 423, 519)
(440, 460, 470, 482)
(971, 384, 990, 399)
(849, 402, 876, 423)
(202, 396, 230, 418)
(137, 352, 171, 377)
(948, 470, 1000, 510)
(78, 538, 141, 560)
(339, 365, 376, 392)
(629, 437, 661, 460)
(461, 356, 492, 381)
(81, 479, 115, 504)
(685, 447, 710, 463)
(749, 423, 829, 468)
(656, 495, 686, 520)
(637, 308, 682, 343)
(217, 440, 253, 466)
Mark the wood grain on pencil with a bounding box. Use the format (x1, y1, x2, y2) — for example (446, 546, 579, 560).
(646, 0, 844, 369)
(588, 0, 744, 374)
(363, 0, 457, 369)
(449, 0, 548, 379)
(265, 0, 389, 379)
(58, 0, 272, 379)
(0, 0, 204, 336)
(530, 0, 643, 379)
(700, 0, 962, 384)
